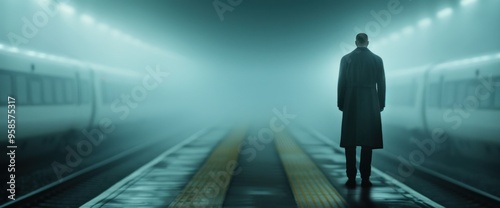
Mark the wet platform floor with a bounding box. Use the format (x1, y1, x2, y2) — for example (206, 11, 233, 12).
(82, 127, 442, 208)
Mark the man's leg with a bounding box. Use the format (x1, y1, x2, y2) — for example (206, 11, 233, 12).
(360, 147, 373, 187)
(345, 147, 357, 187)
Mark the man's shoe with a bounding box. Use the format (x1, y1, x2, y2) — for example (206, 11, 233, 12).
(345, 178, 356, 189)
(361, 179, 372, 188)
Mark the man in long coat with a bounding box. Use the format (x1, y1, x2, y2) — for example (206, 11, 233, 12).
(337, 33, 385, 188)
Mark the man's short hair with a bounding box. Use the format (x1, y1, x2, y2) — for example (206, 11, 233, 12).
(356, 33, 368, 44)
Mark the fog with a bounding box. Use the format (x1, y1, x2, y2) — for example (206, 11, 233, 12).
(1, 0, 499, 127)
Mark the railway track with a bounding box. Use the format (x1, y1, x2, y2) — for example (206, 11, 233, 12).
(308, 128, 500, 208)
(376, 150, 500, 208)
(1, 128, 209, 208)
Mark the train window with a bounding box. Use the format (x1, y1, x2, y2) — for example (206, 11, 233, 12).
(479, 94, 493, 108)
(466, 81, 476, 97)
(15, 75, 28, 105)
(495, 90, 500, 108)
(80, 80, 91, 103)
(455, 81, 468, 105)
(407, 80, 416, 106)
(494, 77, 500, 108)
(390, 80, 416, 107)
(100, 80, 108, 103)
(474, 80, 493, 108)
(441, 82, 455, 108)
(65, 80, 75, 104)
(102, 80, 121, 103)
(54, 79, 65, 104)
(42, 78, 54, 104)
(0, 72, 13, 105)
(427, 83, 441, 107)
(107, 85, 115, 103)
(29, 76, 43, 104)
(104, 81, 118, 103)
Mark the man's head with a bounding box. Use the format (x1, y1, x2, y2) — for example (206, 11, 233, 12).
(355, 33, 369, 47)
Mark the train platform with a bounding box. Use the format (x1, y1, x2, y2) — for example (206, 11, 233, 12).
(82, 127, 442, 208)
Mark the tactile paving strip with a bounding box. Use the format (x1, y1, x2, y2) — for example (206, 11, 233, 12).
(275, 132, 348, 208)
(168, 128, 246, 207)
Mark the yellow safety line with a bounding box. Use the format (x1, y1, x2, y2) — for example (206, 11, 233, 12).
(275, 132, 348, 208)
(169, 128, 246, 208)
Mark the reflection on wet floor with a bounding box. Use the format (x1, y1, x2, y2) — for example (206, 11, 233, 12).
(292, 128, 442, 208)
(83, 127, 443, 207)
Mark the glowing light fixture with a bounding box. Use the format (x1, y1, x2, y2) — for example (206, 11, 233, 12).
(80, 14, 95, 25)
(58, 3, 75, 15)
(390, 33, 400, 41)
(460, 0, 477, 6)
(122, 35, 132, 42)
(26, 51, 37, 56)
(418, 18, 432, 28)
(8, 47, 19, 53)
(130, 38, 142, 46)
(480, 55, 491, 61)
(402, 26, 414, 35)
(97, 23, 109, 31)
(437, 8, 453, 18)
(47, 55, 58, 61)
(379, 38, 389, 45)
(111, 29, 123, 37)
(37, 53, 47, 59)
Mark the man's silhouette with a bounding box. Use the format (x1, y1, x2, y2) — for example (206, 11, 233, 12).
(337, 33, 385, 188)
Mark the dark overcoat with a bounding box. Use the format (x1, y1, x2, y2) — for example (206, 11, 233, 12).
(337, 47, 385, 149)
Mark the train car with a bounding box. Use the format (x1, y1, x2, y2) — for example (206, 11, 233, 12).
(384, 52, 500, 161)
(384, 64, 431, 135)
(424, 54, 500, 159)
(0, 47, 147, 158)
